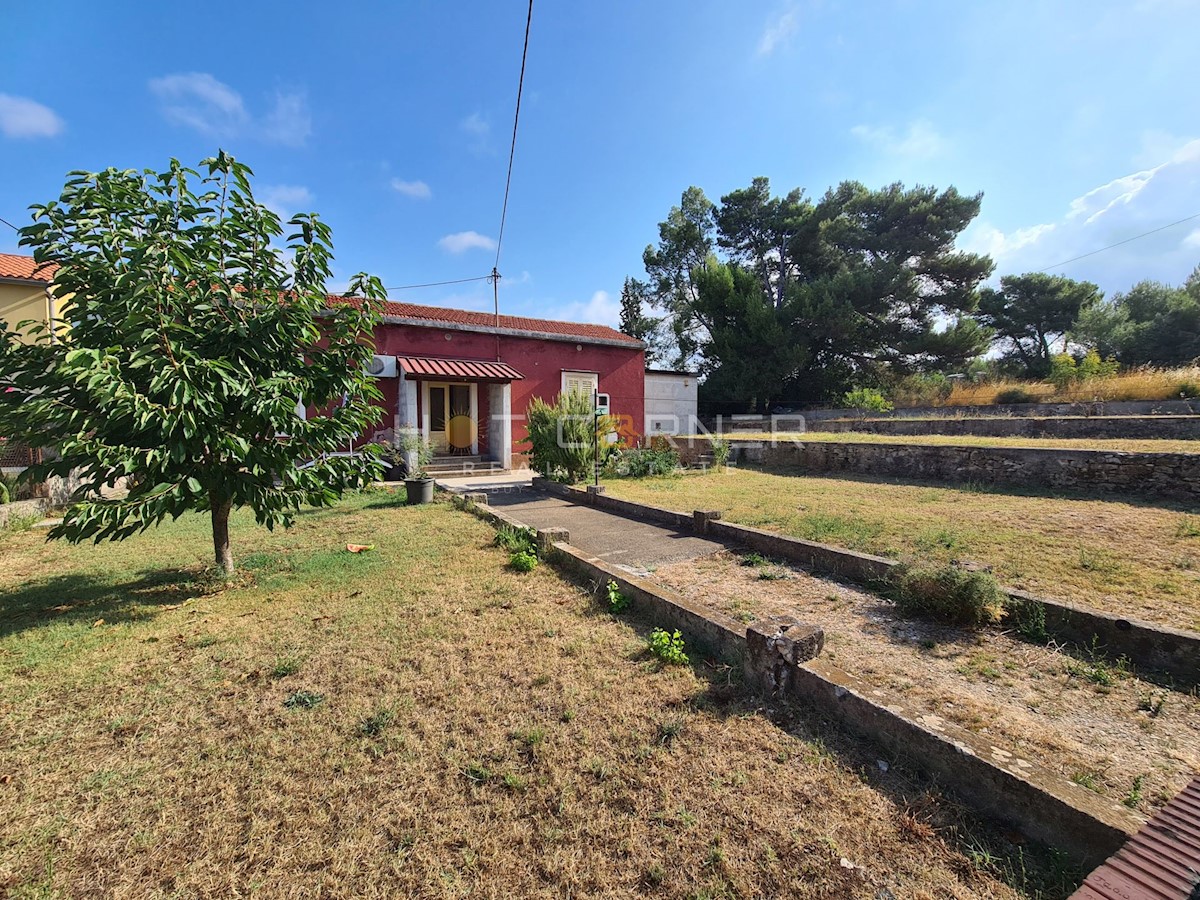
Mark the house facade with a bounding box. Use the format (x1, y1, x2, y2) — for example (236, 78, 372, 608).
(360, 300, 646, 469)
(0, 253, 58, 345)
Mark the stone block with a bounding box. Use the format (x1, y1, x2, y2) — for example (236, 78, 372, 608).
(745, 615, 825, 695)
(536, 527, 569, 552)
(692, 509, 722, 534)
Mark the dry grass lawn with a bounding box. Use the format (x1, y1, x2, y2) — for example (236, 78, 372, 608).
(601, 469, 1200, 632)
(0, 492, 1077, 898)
(651, 550, 1200, 820)
(715, 431, 1200, 454)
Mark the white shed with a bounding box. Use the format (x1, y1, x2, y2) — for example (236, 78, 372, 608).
(644, 369, 698, 435)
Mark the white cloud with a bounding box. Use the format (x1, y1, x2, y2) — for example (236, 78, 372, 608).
(757, 8, 799, 57)
(258, 184, 313, 218)
(390, 178, 432, 199)
(960, 137, 1200, 292)
(438, 230, 497, 254)
(850, 119, 946, 159)
(261, 91, 311, 146)
(548, 290, 621, 328)
(149, 73, 310, 145)
(149, 73, 248, 136)
(0, 94, 64, 138)
(460, 112, 489, 137)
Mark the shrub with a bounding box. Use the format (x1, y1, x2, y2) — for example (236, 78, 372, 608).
(994, 387, 1037, 405)
(524, 392, 618, 483)
(892, 564, 1006, 628)
(709, 437, 731, 470)
(1049, 353, 1078, 392)
(606, 445, 679, 478)
(1176, 379, 1200, 399)
(648, 628, 689, 665)
(508, 551, 538, 573)
(842, 387, 893, 416)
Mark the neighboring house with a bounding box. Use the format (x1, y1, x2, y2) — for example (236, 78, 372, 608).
(644, 368, 699, 435)
(1, 254, 59, 470)
(358, 300, 646, 470)
(0, 253, 58, 345)
(0, 253, 650, 472)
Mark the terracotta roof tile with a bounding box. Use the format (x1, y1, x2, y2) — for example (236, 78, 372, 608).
(0, 253, 56, 283)
(333, 296, 643, 348)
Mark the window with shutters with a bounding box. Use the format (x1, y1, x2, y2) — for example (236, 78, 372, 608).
(561, 371, 598, 397)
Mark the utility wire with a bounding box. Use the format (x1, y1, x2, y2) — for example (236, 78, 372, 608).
(494, 0, 533, 272)
(0, 215, 19, 232)
(1044, 211, 1200, 270)
(385, 274, 493, 292)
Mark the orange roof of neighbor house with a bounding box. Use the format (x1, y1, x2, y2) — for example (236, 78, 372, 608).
(0, 253, 56, 283)
(341, 296, 642, 348)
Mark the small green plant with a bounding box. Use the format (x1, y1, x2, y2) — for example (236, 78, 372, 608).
(1005, 596, 1048, 643)
(358, 708, 394, 737)
(501, 773, 527, 793)
(508, 551, 538, 573)
(283, 689, 325, 710)
(1065, 645, 1128, 688)
(605, 579, 631, 612)
(270, 655, 302, 679)
(892, 564, 1006, 627)
(1, 512, 41, 534)
(648, 628, 689, 666)
(1176, 517, 1200, 539)
(495, 525, 538, 555)
(740, 552, 767, 567)
(757, 569, 787, 581)
(1122, 774, 1146, 808)
(1069, 770, 1103, 794)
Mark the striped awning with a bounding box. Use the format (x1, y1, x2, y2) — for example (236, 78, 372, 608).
(396, 355, 524, 382)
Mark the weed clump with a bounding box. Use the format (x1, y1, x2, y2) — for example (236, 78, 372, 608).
(648, 628, 689, 666)
(892, 564, 1006, 628)
(508, 551, 538, 573)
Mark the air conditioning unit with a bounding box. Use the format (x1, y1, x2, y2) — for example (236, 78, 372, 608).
(367, 355, 397, 378)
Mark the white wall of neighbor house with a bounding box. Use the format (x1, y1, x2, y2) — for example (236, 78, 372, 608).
(644, 370, 698, 435)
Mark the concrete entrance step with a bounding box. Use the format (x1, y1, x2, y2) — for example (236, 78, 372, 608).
(426, 456, 506, 477)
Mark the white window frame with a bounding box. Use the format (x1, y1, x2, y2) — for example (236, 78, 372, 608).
(561, 370, 598, 397)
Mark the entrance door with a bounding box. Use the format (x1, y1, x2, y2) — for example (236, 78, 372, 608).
(426, 383, 475, 454)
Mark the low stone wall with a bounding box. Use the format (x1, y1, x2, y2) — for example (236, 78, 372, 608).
(813, 415, 1200, 440)
(543, 481, 1200, 686)
(0, 497, 48, 530)
(671, 437, 1200, 504)
(712, 398, 1200, 428)
(454, 491, 1143, 868)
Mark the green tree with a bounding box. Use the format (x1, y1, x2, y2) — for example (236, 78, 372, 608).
(0, 152, 386, 574)
(641, 186, 716, 367)
(976, 273, 1102, 376)
(648, 178, 993, 408)
(617, 276, 666, 364)
(1075, 279, 1200, 367)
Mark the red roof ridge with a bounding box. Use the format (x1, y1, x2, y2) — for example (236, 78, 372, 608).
(328, 294, 642, 348)
(0, 252, 57, 284)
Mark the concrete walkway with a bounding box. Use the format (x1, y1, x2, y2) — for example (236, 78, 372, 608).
(482, 486, 724, 574)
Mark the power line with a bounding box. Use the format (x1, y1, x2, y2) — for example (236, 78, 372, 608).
(0, 215, 18, 232)
(494, 0, 533, 272)
(385, 274, 493, 292)
(1044, 211, 1200, 270)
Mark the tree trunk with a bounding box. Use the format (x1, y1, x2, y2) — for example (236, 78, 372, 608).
(211, 495, 234, 574)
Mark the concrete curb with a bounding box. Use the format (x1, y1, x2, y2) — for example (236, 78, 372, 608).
(452, 489, 1144, 869)
(533, 477, 1200, 687)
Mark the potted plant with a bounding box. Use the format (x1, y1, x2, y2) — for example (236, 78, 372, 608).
(397, 430, 435, 505)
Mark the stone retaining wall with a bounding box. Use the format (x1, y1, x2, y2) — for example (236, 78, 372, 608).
(672, 437, 1200, 504)
(712, 398, 1200, 427)
(0, 497, 48, 530)
(538, 479, 1200, 686)
(812, 415, 1200, 440)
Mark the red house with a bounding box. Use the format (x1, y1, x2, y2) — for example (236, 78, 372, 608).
(358, 299, 646, 471)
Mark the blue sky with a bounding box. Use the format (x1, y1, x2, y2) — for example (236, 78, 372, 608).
(2, 0, 1199, 327)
